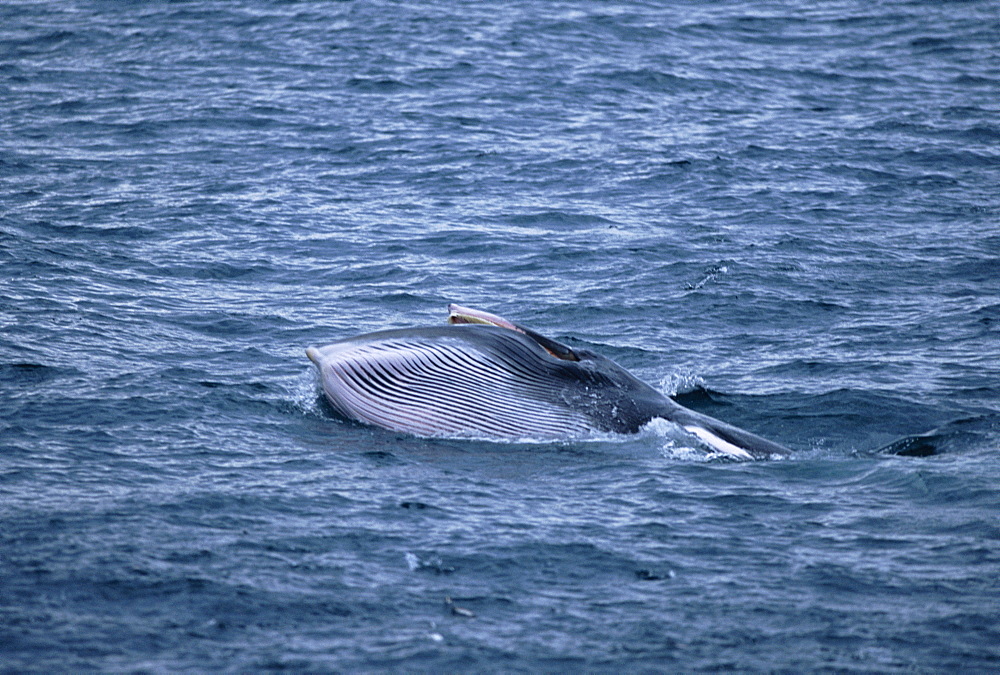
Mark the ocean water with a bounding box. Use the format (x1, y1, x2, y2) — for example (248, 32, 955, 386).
(2, 0, 999, 671)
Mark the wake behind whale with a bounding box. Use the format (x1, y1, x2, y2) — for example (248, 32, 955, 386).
(307, 304, 791, 460)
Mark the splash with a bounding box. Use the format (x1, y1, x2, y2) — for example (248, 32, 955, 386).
(658, 371, 706, 397)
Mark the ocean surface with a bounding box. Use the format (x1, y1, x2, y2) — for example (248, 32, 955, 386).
(3, 0, 999, 671)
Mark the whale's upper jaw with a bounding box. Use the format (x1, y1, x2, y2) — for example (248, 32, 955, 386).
(446, 304, 520, 331)
(447, 303, 580, 362)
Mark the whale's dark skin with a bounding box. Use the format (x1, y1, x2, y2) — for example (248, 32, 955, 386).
(307, 305, 791, 460)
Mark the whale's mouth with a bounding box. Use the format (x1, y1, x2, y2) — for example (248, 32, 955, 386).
(447, 303, 580, 362)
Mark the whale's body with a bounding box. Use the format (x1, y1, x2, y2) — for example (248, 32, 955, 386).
(307, 305, 790, 459)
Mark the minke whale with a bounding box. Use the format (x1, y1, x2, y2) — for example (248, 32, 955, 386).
(306, 304, 790, 460)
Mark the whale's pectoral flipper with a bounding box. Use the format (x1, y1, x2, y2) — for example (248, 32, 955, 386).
(307, 305, 791, 460)
(660, 403, 790, 460)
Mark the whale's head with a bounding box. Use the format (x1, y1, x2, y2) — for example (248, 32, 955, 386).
(305, 303, 666, 439)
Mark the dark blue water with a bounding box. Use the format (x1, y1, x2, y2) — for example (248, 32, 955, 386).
(3, 0, 1000, 670)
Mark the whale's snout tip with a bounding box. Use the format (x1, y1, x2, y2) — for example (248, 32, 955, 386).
(306, 346, 322, 366)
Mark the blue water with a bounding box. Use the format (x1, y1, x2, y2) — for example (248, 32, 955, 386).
(3, 0, 1000, 670)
